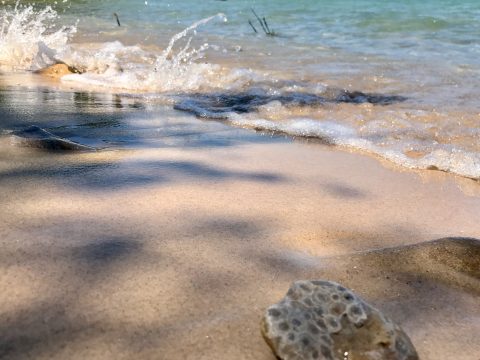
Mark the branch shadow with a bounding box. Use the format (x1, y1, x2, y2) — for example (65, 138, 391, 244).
(0, 158, 285, 191)
(0, 214, 272, 359)
(0, 232, 148, 359)
(320, 182, 368, 199)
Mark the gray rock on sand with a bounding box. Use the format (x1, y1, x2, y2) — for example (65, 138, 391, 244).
(11, 125, 95, 151)
(262, 280, 418, 360)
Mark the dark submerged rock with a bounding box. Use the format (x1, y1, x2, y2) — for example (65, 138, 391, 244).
(262, 280, 418, 360)
(174, 90, 407, 119)
(11, 125, 95, 151)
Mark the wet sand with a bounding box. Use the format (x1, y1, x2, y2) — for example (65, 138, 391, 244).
(1, 95, 480, 359)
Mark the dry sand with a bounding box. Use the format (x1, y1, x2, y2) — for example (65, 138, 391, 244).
(0, 118, 479, 359)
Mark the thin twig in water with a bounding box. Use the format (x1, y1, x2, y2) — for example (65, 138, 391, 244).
(113, 13, 121, 27)
(249, 8, 276, 36)
(248, 19, 258, 33)
(251, 8, 268, 34)
(262, 17, 271, 34)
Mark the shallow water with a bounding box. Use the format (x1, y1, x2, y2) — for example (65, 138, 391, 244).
(1, 0, 480, 179)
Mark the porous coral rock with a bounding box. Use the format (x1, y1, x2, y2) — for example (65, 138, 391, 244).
(262, 280, 418, 360)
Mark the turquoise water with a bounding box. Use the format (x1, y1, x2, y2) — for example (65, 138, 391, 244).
(5, 0, 478, 63)
(1, 0, 480, 179)
(63, 0, 480, 62)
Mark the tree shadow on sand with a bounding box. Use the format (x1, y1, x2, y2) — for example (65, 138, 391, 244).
(0, 214, 269, 359)
(0, 157, 286, 192)
(0, 202, 479, 359)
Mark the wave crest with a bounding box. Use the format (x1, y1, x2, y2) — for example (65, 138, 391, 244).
(0, 2, 76, 71)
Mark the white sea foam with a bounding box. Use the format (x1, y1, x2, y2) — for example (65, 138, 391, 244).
(228, 114, 480, 179)
(59, 13, 255, 92)
(0, 2, 76, 71)
(230, 116, 356, 140)
(0, 8, 256, 92)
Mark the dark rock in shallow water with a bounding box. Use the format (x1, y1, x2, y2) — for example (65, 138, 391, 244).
(173, 92, 326, 119)
(334, 90, 407, 105)
(262, 280, 418, 360)
(11, 125, 95, 151)
(173, 90, 407, 119)
(173, 99, 230, 120)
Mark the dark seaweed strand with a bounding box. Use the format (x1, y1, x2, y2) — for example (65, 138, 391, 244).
(113, 13, 121, 27)
(251, 8, 268, 34)
(262, 17, 272, 34)
(248, 19, 258, 33)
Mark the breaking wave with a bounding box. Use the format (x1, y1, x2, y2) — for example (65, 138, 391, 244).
(173, 91, 480, 180)
(59, 13, 247, 92)
(0, 1, 76, 71)
(0, 2, 479, 181)
(229, 116, 480, 180)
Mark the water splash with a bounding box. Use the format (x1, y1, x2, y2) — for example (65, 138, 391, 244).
(156, 13, 226, 67)
(0, 1, 76, 71)
(147, 13, 228, 91)
(61, 13, 230, 92)
(0, 7, 247, 92)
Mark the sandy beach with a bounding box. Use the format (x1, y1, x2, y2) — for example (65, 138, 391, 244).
(1, 102, 479, 359)
(2, 1, 480, 357)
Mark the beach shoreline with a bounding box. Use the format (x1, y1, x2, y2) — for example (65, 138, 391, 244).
(2, 0, 480, 357)
(1, 84, 479, 358)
